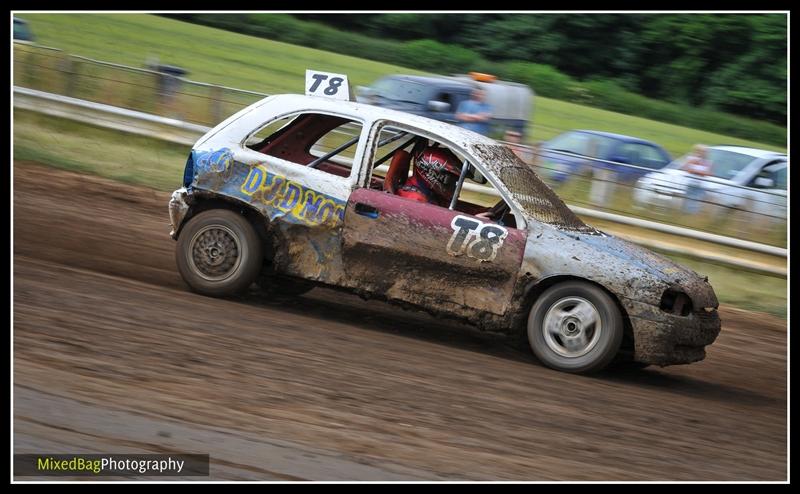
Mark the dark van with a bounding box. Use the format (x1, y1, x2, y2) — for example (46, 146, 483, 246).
(359, 73, 534, 138)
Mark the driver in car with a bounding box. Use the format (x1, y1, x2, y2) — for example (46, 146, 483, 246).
(397, 146, 464, 207)
(390, 143, 509, 224)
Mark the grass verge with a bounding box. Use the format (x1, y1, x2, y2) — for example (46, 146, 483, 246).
(15, 13, 785, 157)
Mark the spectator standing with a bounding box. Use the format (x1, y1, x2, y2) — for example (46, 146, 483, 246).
(455, 88, 493, 136)
(682, 144, 713, 214)
(503, 130, 534, 164)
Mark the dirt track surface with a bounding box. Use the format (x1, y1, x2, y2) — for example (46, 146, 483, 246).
(13, 162, 787, 481)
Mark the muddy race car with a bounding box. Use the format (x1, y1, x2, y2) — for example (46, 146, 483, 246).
(168, 72, 721, 374)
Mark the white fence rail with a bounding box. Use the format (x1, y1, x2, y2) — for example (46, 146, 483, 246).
(13, 86, 786, 276)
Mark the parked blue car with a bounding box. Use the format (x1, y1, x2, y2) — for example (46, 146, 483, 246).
(539, 130, 672, 184)
(13, 17, 35, 42)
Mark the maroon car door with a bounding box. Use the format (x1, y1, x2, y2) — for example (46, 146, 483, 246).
(341, 187, 526, 316)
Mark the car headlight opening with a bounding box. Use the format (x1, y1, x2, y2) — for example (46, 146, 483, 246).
(660, 288, 693, 316)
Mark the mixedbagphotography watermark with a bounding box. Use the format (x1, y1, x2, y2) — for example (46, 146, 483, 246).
(14, 454, 210, 477)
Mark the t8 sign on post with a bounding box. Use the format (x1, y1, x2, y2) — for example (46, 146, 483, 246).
(305, 69, 353, 101)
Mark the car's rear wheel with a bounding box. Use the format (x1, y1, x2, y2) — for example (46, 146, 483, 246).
(176, 209, 262, 296)
(527, 281, 623, 374)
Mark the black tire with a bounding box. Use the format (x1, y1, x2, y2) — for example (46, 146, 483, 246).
(527, 281, 623, 374)
(176, 209, 263, 297)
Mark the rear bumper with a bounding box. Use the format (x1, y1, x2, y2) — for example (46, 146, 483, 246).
(625, 300, 722, 366)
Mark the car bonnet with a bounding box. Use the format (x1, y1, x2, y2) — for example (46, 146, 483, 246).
(576, 232, 719, 308)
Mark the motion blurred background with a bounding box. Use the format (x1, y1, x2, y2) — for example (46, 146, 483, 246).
(12, 12, 787, 316)
(11, 12, 788, 482)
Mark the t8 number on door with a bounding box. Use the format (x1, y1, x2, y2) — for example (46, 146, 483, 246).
(446, 215, 508, 262)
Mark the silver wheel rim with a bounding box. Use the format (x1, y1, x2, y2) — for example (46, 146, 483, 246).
(188, 225, 243, 282)
(542, 296, 602, 358)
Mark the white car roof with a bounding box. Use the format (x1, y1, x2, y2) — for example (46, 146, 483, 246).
(711, 145, 786, 160)
(196, 92, 522, 184)
(250, 93, 499, 148)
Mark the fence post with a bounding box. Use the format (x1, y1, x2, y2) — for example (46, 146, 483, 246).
(63, 57, 76, 97)
(210, 84, 223, 125)
(23, 51, 37, 88)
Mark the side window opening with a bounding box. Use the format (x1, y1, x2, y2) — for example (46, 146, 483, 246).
(245, 114, 297, 150)
(773, 165, 787, 190)
(245, 112, 363, 179)
(616, 143, 668, 169)
(436, 92, 453, 107)
(457, 177, 519, 229)
(751, 162, 787, 190)
(452, 91, 470, 111)
(369, 126, 519, 229)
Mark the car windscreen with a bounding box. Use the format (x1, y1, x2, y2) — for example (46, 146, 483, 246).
(473, 144, 598, 233)
(543, 132, 617, 159)
(372, 78, 435, 105)
(668, 149, 758, 180)
(706, 149, 760, 180)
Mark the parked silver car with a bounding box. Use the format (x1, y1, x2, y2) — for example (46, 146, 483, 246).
(633, 145, 787, 219)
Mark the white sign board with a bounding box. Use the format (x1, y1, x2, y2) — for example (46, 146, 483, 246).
(305, 70, 351, 101)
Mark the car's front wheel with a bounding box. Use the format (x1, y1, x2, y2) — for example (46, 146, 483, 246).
(176, 209, 263, 296)
(527, 281, 623, 374)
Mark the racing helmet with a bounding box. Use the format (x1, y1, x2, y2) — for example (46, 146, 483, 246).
(412, 146, 463, 199)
